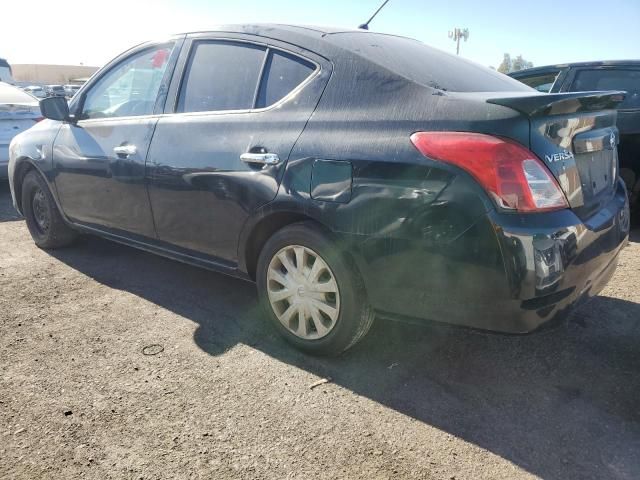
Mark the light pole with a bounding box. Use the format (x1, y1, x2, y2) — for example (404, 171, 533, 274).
(448, 28, 469, 55)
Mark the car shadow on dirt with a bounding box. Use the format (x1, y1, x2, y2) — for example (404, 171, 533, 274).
(1, 180, 637, 479)
(0, 181, 22, 222)
(42, 232, 640, 480)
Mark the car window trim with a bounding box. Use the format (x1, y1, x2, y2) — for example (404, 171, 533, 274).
(252, 47, 271, 109)
(171, 37, 320, 116)
(72, 37, 183, 123)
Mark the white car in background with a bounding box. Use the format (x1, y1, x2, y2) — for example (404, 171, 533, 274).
(0, 82, 41, 179)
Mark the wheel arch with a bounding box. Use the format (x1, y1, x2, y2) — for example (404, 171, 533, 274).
(240, 209, 335, 281)
(12, 158, 43, 215)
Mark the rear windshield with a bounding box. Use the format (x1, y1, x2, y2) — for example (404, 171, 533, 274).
(328, 33, 532, 93)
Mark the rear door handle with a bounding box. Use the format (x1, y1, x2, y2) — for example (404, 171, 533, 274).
(113, 144, 137, 158)
(240, 152, 280, 166)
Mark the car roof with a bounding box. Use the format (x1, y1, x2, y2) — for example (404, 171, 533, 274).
(510, 60, 640, 77)
(179, 23, 418, 47)
(183, 23, 368, 36)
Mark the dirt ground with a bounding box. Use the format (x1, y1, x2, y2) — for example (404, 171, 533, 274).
(1, 181, 639, 480)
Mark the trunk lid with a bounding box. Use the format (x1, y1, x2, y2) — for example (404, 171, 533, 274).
(488, 91, 625, 221)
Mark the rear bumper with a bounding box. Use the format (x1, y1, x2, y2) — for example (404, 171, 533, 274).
(470, 179, 630, 332)
(365, 179, 630, 333)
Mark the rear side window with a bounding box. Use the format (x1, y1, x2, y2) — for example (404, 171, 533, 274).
(571, 68, 640, 109)
(516, 71, 561, 92)
(177, 41, 266, 113)
(255, 51, 315, 108)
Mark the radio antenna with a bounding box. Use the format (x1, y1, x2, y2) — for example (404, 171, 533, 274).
(358, 0, 390, 30)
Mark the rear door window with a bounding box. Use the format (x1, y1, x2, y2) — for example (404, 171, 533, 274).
(255, 51, 316, 108)
(177, 41, 266, 113)
(571, 68, 640, 109)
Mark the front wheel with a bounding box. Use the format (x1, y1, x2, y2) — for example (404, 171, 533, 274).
(21, 170, 77, 249)
(256, 222, 375, 356)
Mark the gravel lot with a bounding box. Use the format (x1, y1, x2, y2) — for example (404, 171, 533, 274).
(1, 181, 639, 480)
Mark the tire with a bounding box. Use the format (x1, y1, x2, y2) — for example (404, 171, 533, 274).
(256, 221, 375, 356)
(21, 170, 77, 249)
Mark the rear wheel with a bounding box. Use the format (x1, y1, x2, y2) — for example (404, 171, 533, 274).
(21, 170, 77, 249)
(256, 222, 374, 356)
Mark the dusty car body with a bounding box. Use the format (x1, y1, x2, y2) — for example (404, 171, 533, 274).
(8, 25, 630, 354)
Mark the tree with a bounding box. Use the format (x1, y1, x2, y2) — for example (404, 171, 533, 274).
(511, 54, 534, 72)
(497, 53, 512, 74)
(497, 53, 533, 73)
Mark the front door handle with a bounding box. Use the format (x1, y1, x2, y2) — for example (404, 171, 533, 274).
(240, 152, 280, 166)
(113, 144, 138, 158)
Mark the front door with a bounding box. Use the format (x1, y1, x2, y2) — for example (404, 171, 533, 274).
(53, 41, 178, 238)
(146, 35, 329, 263)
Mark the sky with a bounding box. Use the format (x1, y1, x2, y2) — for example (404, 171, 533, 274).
(1, 0, 639, 69)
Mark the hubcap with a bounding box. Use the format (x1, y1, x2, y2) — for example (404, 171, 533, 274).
(31, 188, 50, 233)
(267, 245, 340, 340)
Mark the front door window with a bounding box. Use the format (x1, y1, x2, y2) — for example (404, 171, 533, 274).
(81, 45, 173, 119)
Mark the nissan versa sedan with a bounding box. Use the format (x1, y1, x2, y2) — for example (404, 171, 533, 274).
(8, 25, 630, 355)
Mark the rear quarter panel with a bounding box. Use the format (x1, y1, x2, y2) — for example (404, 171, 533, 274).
(246, 50, 533, 321)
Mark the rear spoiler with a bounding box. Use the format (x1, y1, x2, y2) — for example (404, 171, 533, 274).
(487, 91, 626, 117)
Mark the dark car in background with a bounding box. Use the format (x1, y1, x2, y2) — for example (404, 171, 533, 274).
(510, 61, 640, 218)
(8, 25, 630, 355)
(44, 85, 66, 97)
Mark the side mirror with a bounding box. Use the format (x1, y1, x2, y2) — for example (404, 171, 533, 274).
(40, 96, 70, 121)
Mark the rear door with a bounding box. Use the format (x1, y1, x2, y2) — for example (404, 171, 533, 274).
(146, 34, 330, 263)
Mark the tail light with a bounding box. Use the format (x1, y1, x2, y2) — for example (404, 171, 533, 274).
(33, 117, 44, 123)
(410, 131, 568, 213)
